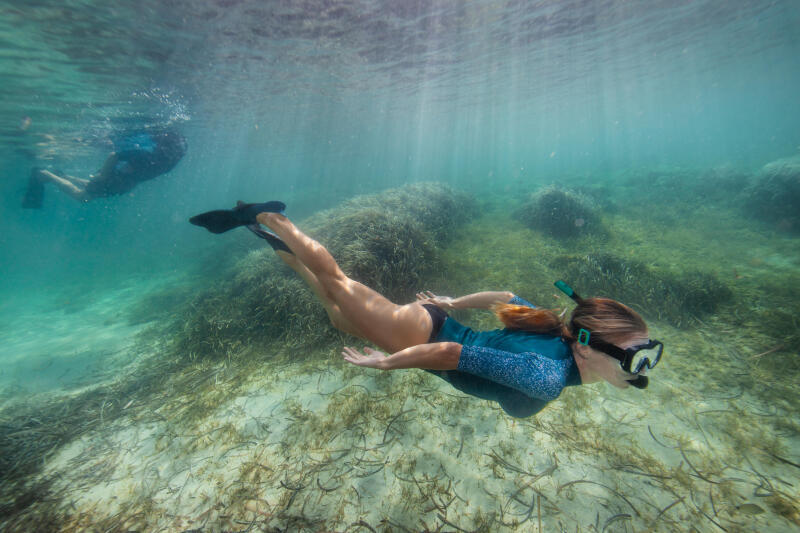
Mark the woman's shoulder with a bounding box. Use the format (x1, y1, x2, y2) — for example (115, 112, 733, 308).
(514, 331, 572, 360)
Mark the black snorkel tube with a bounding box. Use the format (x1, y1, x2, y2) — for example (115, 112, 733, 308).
(554, 280, 581, 303)
(554, 280, 650, 390)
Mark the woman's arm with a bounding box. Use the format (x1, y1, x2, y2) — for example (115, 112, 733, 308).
(343, 343, 568, 402)
(416, 290, 514, 311)
(342, 342, 461, 371)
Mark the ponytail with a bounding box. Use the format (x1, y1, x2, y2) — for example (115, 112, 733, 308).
(493, 297, 646, 344)
(493, 304, 572, 339)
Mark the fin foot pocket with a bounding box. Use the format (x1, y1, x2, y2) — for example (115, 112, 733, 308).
(245, 224, 292, 253)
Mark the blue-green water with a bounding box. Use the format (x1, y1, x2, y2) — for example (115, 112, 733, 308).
(1, 1, 799, 531)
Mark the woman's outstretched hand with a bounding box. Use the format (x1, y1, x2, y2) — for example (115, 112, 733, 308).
(416, 290, 456, 311)
(342, 346, 387, 369)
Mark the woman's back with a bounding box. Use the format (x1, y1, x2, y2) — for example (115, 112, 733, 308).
(434, 318, 573, 362)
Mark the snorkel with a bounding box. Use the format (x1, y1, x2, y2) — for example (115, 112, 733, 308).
(554, 280, 653, 390)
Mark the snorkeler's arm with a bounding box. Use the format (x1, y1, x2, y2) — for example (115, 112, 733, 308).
(342, 342, 461, 371)
(452, 291, 516, 309)
(416, 290, 514, 311)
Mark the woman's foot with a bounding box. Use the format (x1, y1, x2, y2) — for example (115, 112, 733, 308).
(235, 201, 285, 223)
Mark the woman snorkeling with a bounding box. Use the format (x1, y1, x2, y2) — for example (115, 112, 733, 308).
(190, 201, 663, 418)
(22, 126, 186, 208)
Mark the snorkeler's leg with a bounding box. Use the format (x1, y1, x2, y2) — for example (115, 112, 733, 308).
(38, 170, 89, 202)
(257, 212, 432, 352)
(252, 220, 361, 337)
(64, 174, 90, 186)
(275, 250, 364, 338)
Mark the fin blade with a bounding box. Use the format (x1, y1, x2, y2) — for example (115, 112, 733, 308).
(190, 201, 286, 234)
(22, 175, 45, 209)
(189, 210, 245, 233)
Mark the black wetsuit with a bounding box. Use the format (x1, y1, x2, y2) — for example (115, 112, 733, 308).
(84, 128, 187, 198)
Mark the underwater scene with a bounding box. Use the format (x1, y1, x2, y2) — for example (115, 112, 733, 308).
(1, 1, 799, 531)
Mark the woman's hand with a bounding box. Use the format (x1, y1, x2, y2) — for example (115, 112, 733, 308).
(415, 291, 456, 311)
(342, 346, 387, 369)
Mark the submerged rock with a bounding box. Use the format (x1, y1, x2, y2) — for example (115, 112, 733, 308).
(516, 185, 604, 239)
(745, 155, 800, 232)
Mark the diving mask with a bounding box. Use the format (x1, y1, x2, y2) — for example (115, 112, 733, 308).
(578, 330, 663, 374)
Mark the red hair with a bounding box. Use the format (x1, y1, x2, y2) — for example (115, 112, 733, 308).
(493, 297, 646, 344)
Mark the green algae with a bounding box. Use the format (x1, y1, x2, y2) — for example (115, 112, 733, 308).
(2, 177, 799, 532)
(745, 156, 800, 233)
(550, 252, 733, 326)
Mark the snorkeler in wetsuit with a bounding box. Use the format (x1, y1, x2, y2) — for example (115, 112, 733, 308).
(22, 127, 187, 208)
(188, 200, 665, 418)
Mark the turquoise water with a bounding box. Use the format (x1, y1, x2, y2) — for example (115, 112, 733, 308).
(1, 1, 799, 531)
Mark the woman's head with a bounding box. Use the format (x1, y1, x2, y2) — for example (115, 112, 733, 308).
(494, 296, 650, 389)
(568, 297, 647, 346)
(569, 298, 649, 389)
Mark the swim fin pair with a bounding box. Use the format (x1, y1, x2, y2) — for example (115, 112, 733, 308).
(189, 200, 292, 253)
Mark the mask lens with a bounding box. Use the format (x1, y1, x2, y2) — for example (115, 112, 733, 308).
(630, 342, 662, 373)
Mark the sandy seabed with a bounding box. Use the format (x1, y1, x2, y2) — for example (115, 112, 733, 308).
(6, 322, 797, 532)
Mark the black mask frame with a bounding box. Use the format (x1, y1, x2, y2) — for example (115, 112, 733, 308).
(584, 337, 663, 374)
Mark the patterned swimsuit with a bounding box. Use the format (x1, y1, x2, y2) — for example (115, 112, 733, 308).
(427, 295, 581, 418)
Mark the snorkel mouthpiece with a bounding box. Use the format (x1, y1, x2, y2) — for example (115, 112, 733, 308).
(629, 374, 649, 389)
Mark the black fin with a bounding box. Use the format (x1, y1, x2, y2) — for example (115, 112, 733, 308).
(233, 201, 286, 221)
(245, 224, 293, 253)
(189, 200, 286, 234)
(22, 169, 45, 209)
(188, 209, 244, 233)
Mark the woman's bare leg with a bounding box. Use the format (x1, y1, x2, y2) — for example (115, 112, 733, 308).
(37, 169, 88, 202)
(64, 174, 90, 186)
(274, 250, 364, 338)
(257, 212, 432, 353)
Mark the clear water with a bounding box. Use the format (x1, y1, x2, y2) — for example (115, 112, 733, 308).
(1, 1, 799, 531)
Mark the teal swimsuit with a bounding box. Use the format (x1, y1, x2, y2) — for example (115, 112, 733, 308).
(428, 295, 581, 418)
